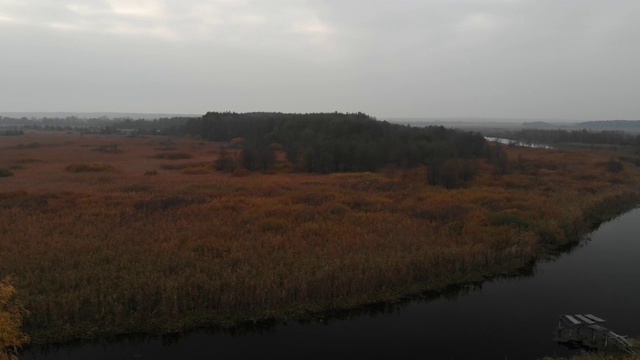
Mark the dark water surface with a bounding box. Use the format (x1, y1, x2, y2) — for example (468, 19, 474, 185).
(20, 208, 640, 360)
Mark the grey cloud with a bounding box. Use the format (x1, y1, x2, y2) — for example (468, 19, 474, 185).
(1, 0, 639, 119)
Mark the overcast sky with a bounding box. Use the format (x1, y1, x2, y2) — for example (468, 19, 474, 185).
(1, 0, 639, 120)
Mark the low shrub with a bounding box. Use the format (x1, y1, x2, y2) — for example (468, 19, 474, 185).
(121, 184, 153, 192)
(0, 276, 30, 356)
(605, 159, 624, 173)
(231, 167, 251, 177)
(134, 196, 206, 213)
(488, 211, 533, 230)
(181, 167, 212, 175)
(153, 152, 193, 160)
(14, 158, 41, 164)
(0, 168, 14, 177)
(65, 163, 115, 173)
(15, 143, 41, 149)
(93, 144, 121, 153)
(161, 162, 210, 171)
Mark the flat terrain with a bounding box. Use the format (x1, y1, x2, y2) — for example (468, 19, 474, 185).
(1, 130, 639, 344)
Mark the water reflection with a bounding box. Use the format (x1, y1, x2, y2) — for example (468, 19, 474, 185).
(485, 136, 554, 149)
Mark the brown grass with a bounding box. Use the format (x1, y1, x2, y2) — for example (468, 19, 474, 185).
(1, 130, 639, 344)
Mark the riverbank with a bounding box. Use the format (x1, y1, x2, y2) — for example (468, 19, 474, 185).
(2, 131, 640, 347)
(544, 352, 640, 360)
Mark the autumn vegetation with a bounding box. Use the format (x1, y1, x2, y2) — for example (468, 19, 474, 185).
(0, 277, 29, 359)
(1, 116, 640, 348)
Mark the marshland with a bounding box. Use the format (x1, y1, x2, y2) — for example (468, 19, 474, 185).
(2, 114, 640, 360)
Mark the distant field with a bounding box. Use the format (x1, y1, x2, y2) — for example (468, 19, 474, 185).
(0, 131, 228, 193)
(1, 130, 640, 344)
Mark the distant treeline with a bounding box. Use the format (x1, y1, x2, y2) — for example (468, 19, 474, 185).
(0, 127, 24, 136)
(3, 111, 511, 186)
(577, 120, 640, 129)
(0, 116, 116, 127)
(105, 117, 193, 135)
(0, 116, 192, 135)
(502, 128, 640, 150)
(179, 112, 502, 186)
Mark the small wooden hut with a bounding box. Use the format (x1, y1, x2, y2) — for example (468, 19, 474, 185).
(556, 314, 636, 354)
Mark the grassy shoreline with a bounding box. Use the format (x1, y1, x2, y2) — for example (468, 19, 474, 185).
(22, 192, 636, 345)
(2, 131, 640, 347)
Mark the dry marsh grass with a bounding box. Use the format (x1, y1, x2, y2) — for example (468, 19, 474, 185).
(1, 130, 640, 344)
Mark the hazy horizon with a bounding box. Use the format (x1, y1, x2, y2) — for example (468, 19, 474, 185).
(2, 1, 639, 120)
(3, 111, 637, 125)
(0, 111, 602, 123)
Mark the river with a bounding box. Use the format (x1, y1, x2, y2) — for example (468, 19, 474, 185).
(485, 136, 554, 149)
(20, 208, 640, 359)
